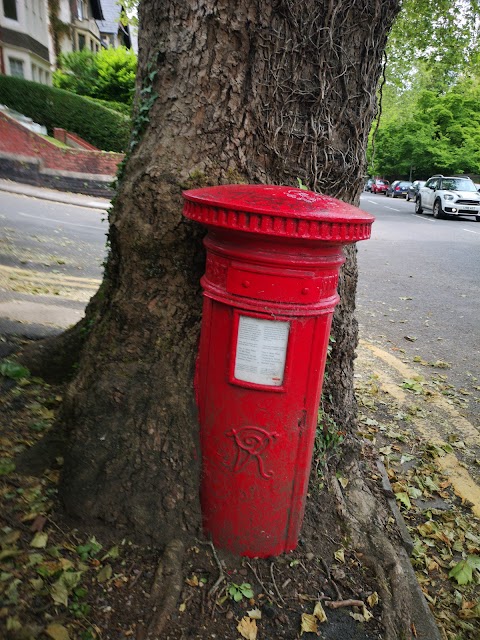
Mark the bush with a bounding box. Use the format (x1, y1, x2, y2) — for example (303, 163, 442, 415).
(53, 47, 136, 106)
(0, 75, 130, 152)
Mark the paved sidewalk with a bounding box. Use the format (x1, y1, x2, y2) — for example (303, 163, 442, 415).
(0, 178, 111, 210)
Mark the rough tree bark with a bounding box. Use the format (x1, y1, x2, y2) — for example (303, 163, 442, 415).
(26, 0, 401, 565)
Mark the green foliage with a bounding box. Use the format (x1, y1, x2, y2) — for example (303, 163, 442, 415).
(369, 1, 480, 178)
(53, 47, 137, 106)
(370, 78, 480, 178)
(315, 407, 344, 463)
(227, 582, 254, 602)
(0, 75, 130, 152)
(387, 0, 480, 89)
(449, 555, 480, 585)
(75, 537, 102, 561)
(85, 96, 132, 117)
(53, 49, 98, 97)
(0, 360, 30, 380)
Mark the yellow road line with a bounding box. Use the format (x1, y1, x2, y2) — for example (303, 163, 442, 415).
(360, 340, 480, 517)
(0, 264, 101, 289)
(362, 340, 479, 443)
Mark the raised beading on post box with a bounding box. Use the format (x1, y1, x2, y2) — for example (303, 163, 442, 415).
(183, 184, 374, 558)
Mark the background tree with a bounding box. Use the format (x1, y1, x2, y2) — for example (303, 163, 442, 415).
(22, 1, 414, 636)
(368, 0, 480, 178)
(370, 75, 480, 178)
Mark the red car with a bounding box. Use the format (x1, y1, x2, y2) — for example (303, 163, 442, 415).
(371, 179, 390, 194)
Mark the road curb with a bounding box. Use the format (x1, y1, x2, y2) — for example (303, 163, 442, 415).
(375, 459, 442, 639)
(0, 179, 111, 210)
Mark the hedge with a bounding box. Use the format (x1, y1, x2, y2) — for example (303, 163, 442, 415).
(84, 96, 132, 117)
(0, 76, 131, 152)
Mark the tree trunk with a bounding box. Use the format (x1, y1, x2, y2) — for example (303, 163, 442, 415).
(58, 0, 400, 546)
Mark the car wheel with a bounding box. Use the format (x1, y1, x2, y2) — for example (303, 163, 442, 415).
(476, 215, 480, 222)
(433, 199, 445, 219)
(415, 197, 423, 214)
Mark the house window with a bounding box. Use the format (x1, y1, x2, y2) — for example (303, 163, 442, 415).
(78, 33, 86, 50)
(3, 0, 18, 20)
(77, 0, 88, 20)
(9, 57, 24, 78)
(32, 64, 37, 82)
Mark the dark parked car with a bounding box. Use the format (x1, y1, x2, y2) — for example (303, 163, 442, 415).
(405, 180, 426, 201)
(386, 180, 413, 198)
(371, 179, 390, 194)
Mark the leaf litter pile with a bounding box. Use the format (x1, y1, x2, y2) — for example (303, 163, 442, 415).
(356, 344, 480, 640)
(0, 334, 479, 639)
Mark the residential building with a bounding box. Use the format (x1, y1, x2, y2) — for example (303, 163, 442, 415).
(97, 0, 131, 50)
(0, 0, 51, 83)
(0, 0, 135, 84)
(70, 0, 104, 54)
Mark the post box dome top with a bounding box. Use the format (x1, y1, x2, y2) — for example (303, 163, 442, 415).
(183, 184, 374, 243)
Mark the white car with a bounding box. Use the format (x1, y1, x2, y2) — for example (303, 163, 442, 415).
(415, 175, 480, 221)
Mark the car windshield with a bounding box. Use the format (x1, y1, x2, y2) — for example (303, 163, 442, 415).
(442, 178, 477, 192)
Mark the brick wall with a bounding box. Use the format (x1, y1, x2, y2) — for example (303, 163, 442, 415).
(53, 128, 101, 152)
(0, 111, 123, 176)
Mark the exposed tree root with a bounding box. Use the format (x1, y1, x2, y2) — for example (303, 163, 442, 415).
(146, 538, 186, 639)
(17, 288, 105, 382)
(16, 319, 88, 383)
(329, 459, 412, 640)
(15, 425, 65, 476)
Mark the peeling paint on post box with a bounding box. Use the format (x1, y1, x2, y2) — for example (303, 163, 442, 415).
(183, 185, 374, 557)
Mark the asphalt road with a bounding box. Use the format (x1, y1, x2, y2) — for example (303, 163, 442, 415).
(0, 190, 107, 336)
(357, 192, 479, 425)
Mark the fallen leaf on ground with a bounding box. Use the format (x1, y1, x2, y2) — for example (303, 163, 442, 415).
(313, 601, 328, 622)
(45, 623, 69, 640)
(367, 592, 379, 607)
(334, 548, 345, 563)
(97, 564, 112, 583)
(300, 613, 318, 635)
(247, 608, 262, 619)
(30, 532, 48, 548)
(237, 616, 257, 639)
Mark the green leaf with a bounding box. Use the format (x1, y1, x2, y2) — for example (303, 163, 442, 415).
(97, 564, 112, 583)
(449, 556, 480, 585)
(395, 492, 412, 509)
(50, 571, 83, 606)
(102, 545, 120, 560)
(0, 458, 16, 476)
(50, 579, 69, 607)
(0, 360, 30, 380)
(76, 536, 102, 560)
(407, 486, 422, 499)
(5, 578, 21, 604)
(240, 584, 254, 598)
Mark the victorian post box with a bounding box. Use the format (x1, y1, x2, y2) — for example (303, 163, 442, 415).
(182, 185, 374, 557)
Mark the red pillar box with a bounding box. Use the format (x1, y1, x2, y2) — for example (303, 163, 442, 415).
(183, 185, 374, 557)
